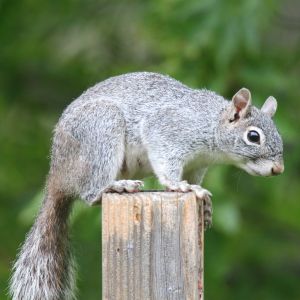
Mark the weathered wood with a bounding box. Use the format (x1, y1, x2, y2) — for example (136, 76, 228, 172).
(102, 192, 204, 300)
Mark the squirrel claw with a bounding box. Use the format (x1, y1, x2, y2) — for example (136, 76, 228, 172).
(202, 195, 213, 230)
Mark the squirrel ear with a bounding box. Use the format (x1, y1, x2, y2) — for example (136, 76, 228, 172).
(261, 96, 277, 117)
(229, 88, 251, 122)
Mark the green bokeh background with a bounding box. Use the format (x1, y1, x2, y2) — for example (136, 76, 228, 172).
(1, 0, 299, 299)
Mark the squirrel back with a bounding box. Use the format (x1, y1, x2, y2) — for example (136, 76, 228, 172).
(66, 71, 283, 177)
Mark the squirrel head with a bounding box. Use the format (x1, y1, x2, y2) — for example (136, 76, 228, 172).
(217, 88, 284, 177)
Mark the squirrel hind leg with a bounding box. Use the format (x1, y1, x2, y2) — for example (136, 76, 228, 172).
(79, 121, 126, 204)
(52, 101, 126, 205)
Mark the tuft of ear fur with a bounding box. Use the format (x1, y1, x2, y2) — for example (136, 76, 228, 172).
(229, 88, 251, 122)
(261, 96, 277, 117)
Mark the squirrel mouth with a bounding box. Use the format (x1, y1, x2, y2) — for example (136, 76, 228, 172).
(239, 160, 284, 177)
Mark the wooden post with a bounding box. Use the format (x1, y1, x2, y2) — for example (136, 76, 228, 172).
(102, 192, 204, 300)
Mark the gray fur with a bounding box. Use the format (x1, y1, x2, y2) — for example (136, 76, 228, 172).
(10, 72, 284, 299)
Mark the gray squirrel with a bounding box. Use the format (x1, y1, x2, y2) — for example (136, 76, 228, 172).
(10, 72, 284, 299)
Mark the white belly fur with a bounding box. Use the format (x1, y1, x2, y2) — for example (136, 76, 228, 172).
(118, 144, 152, 179)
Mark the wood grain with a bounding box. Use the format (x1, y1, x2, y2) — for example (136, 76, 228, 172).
(102, 192, 204, 300)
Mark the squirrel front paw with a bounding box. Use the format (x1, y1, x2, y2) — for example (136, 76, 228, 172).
(105, 180, 144, 193)
(165, 180, 213, 229)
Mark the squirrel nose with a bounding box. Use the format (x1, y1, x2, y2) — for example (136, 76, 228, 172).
(271, 163, 284, 176)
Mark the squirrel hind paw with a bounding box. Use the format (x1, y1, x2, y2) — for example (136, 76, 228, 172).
(105, 180, 144, 193)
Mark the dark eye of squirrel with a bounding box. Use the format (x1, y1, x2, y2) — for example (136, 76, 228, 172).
(247, 130, 260, 144)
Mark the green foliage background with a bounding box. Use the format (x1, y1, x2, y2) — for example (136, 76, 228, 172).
(1, 0, 299, 299)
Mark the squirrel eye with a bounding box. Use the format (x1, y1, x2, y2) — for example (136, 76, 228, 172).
(247, 130, 260, 144)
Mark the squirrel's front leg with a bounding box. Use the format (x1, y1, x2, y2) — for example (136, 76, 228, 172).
(149, 155, 213, 229)
(142, 107, 213, 228)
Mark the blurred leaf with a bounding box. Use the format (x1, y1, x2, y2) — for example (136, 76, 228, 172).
(214, 201, 241, 235)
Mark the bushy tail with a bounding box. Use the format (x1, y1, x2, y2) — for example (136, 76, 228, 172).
(10, 181, 76, 300)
